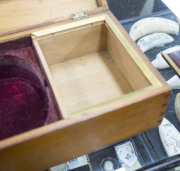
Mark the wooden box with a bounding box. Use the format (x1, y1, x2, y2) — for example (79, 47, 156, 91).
(0, 0, 171, 170)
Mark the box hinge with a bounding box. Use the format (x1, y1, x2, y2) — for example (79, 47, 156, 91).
(72, 11, 88, 21)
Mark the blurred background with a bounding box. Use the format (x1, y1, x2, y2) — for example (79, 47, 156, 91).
(107, 0, 168, 20)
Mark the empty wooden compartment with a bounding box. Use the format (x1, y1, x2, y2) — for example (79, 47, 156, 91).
(32, 14, 161, 119)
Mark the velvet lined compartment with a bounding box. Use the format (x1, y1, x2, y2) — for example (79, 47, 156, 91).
(0, 37, 61, 140)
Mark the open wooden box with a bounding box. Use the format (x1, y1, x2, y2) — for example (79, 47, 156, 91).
(0, 0, 171, 171)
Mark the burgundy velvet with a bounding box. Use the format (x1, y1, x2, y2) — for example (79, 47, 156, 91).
(0, 78, 48, 140)
(0, 37, 61, 140)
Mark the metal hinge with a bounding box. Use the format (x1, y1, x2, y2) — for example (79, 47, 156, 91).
(72, 11, 88, 21)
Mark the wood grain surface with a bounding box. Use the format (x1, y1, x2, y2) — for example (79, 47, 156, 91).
(37, 23, 107, 65)
(106, 24, 150, 90)
(49, 51, 133, 116)
(0, 0, 108, 37)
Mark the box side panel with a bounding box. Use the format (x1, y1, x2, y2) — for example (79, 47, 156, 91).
(37, 23, 107, 65)
(106, 24, 151, 90)
(0, 88, 170, 171)
(106, 12, 168, 87)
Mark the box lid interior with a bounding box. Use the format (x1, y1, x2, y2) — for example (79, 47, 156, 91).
(0, 0, 108, 37)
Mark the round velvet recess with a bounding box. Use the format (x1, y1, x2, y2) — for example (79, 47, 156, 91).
(0, 55, 49, 140)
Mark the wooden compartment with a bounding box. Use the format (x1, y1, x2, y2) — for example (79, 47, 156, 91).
(0, 0, 171, 171)
(33, 15, 153, 119)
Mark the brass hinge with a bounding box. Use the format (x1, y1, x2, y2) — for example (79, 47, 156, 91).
(72, 11, 88, 21)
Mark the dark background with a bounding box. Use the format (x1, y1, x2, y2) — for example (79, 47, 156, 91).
(107, 0, 168, 20)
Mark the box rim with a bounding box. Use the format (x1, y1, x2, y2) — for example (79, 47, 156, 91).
(31, 13, 170, 119)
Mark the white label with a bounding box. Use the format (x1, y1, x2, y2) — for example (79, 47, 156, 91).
(67, 155, 88, 170)
(162, 122, 173, 131)
(115, 168, 126, 171)
(50, 163, 67, 171)
(118, 148, 137, 167)
(67, 158, 80, 169)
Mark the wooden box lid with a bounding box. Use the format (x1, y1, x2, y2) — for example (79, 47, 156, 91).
(0, 0, 108, 37)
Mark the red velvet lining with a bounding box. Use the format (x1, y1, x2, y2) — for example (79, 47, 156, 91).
(0, 37, 61, 140)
